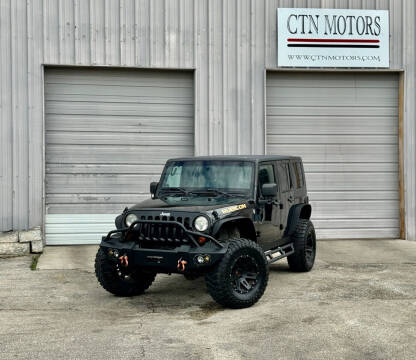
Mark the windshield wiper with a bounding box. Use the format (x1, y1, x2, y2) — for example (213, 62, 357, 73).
(192, 189, 245, 198)
(159, 187, 247, 199)
(158, 187, 191, 197)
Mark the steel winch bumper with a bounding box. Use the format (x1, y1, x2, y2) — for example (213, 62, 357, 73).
(99, 219, 227, 273)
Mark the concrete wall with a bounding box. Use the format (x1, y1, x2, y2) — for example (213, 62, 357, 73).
(0, 0, 415, 240)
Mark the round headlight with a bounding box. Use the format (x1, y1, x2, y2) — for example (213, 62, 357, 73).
(125, 213, 138, 227)
(194, 216, 209, 232)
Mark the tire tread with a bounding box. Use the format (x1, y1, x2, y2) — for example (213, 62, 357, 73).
(205, 238, 268, 309)
(287, 219, 316, 272)
(95, 248, 156, 297)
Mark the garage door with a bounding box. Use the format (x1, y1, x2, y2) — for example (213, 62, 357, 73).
(266, 72, 399, 239)
(45, 68, 194, 244)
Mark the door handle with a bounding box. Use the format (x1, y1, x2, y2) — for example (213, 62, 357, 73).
(288, 196, 294, 203)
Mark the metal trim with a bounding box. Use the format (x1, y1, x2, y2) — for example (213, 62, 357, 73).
(41, 64, 46, 244)
(41, 63, 196, 71)
(399, 71, 406, 239)
(265, 67, 405, 73)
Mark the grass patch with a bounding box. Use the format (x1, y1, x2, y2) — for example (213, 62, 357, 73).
(30, 254, 40, 270)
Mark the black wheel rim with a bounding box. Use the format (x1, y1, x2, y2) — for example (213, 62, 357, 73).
(230, 255, 259, 295)
(305, 231, 315, 263)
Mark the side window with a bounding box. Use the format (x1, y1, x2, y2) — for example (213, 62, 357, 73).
(290, 162, 302, 189)
(286, 163, 293, 189)
(277, 162, 289, 192)
(258, 163, 276, 196)
(296, 162, 304, 187)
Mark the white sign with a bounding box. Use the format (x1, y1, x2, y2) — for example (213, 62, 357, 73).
(277, 8, 389, 68)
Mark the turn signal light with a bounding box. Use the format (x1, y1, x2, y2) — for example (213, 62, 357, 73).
(197, 236, 207, 245)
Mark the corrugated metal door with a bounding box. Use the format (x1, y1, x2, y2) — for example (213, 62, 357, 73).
(266, 72, 399, 239)
(45, 67, 194, 244)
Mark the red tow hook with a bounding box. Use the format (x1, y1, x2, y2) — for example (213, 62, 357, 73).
(177, 258, 187, 272)
(119, 255, 128, 267)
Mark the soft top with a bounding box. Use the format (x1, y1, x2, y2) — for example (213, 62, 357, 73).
(167, 155, 302, 163)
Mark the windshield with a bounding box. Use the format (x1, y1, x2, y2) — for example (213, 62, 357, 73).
(159, 160, 254, 198)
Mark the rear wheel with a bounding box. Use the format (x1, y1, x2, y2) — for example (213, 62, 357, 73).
(95, 247, 156, 296)
(205, 238, 268, 309)
(287, 219, 316, 272)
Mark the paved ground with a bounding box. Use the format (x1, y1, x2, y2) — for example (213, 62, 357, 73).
(1, 240, 416, 360)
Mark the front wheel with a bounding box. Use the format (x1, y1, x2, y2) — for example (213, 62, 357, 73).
(287, 219, 316, 272)
(205, 238, 268, 309)
(95, 248, 156, 297)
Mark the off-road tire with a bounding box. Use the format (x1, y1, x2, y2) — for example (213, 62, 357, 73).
(287, 219, 316, 272)
(205, 238, 268, 309)
(95, 247, 156, 296)
(184, 273, 200, 280)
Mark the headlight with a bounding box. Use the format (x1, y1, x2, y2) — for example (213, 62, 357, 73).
(125, 213, 138, 227)
(194, 216, 209, 232)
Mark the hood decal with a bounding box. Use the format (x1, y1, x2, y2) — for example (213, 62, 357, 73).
(218, 203, 247, 215)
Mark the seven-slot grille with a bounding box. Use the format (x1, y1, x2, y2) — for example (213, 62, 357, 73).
(126, 214, 196, 249)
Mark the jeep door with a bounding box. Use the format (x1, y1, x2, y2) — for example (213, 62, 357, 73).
(255, 162, 281, 250)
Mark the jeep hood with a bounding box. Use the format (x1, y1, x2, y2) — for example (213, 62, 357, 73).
(129, 197, 248, 213)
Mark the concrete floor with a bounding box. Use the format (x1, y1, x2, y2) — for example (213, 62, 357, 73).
(1, 240, 416, 360)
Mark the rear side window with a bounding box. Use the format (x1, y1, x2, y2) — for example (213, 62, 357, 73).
(290, 162, 302, 189)
(286, 163, 293, 189)
(276, 162, 289, 192)
(296, 162, 304, 187)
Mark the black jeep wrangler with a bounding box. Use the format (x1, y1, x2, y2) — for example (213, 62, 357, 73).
(95, 156, 316, 308)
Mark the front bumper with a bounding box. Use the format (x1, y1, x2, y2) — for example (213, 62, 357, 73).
(100, 219, 227, 273)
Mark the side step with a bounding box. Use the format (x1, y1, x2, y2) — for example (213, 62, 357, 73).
(264, 243, 295, 264)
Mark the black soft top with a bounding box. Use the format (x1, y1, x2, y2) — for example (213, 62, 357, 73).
(167, 155, 302, 163)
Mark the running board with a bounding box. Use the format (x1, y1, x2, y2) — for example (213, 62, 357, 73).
(264, 243, 295, 264)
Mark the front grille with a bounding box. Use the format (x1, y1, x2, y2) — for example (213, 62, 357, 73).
(126, 214, 195, 249)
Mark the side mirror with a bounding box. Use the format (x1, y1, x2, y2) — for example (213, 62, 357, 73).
(262, 183, 277, 197)
(150, 182, 159, 198)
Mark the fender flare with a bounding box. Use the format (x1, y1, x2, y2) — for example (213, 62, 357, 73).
(115, 214, 123, 229)
(285, 203, 312, 237)
(212, 216, 257, 242)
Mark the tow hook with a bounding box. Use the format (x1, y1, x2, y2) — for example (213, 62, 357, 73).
(177, 258, 187, 272)
(119, 255, 128, 267)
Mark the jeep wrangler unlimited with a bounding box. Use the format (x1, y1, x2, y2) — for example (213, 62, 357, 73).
(95, 156, 316, 308)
